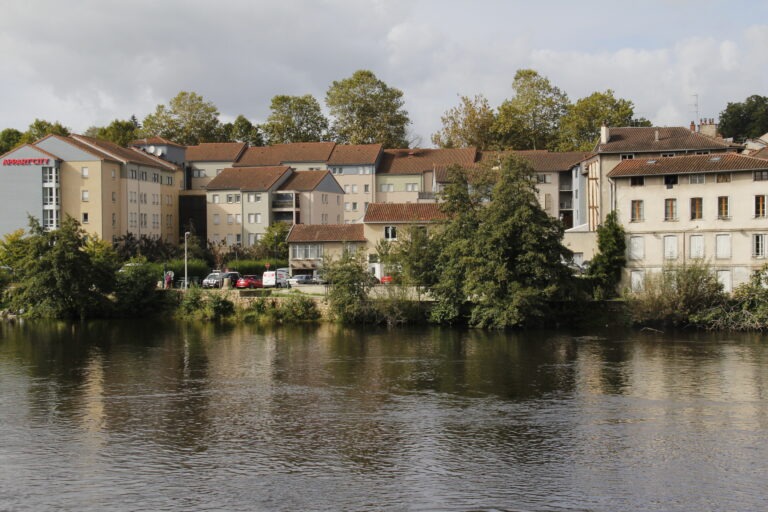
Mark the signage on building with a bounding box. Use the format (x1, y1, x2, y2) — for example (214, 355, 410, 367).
(2, 158, 51, 166)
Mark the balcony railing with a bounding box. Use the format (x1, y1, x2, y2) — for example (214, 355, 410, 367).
(418, 192, 436, 200)
(272, 199, 298, 209)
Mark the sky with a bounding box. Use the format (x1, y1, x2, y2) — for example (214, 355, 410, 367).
(2, 0, 767, 147)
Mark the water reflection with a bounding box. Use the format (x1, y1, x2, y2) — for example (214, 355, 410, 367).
(0, 322, 767, 511)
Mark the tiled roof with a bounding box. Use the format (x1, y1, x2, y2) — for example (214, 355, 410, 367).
(235, 142, 336, 166)
(278, 170, 330, 191)
(607, 153, 768, 178)
(751, 147, 768, 160)
(363, 203, 448, 223)
(378, 147, 478, 175)
(131, 136, 185, 148)
(206, 166, 291, 191)
(478, 150, 591, 172)
(327, 144, 382, 165)
(597, 126, 734, 153)
(287, 224, 365, 243)
(185, 142, 248, 162)
(129, 147, 180, 171)
(71, 134, 174, 168)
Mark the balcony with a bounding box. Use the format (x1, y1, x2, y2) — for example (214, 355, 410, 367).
(418, 191, 436, 200)
(272, 199, 299, 209)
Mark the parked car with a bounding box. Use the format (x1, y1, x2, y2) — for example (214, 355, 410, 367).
(287, 274, 316, 286)
(263, 269, 290, 288)
(202, 271, 241, 288)
(236, 275, 263, 289)
(380, 275, 393, 284)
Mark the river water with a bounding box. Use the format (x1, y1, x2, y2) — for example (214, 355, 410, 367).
(0, 320, 766, 511)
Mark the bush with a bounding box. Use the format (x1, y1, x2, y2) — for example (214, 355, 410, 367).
(163, 258, 209, 286)
(692, 266, 768, 330)
(222, 259, 288, 276)
(207, 293, 235, 320)
(114, 260, 165, 316)
(178, 286, 206, 316)
(269, 296, 320, 323)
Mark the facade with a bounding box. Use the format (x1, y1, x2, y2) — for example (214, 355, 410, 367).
(0, 134, 182, 243)
(327, 144, 382, 223)
(608, 153, 768, 291)
(287, 224, 367, 277)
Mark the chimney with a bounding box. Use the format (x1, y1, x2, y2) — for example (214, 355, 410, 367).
(690, 121, 696, 132)
(600, 124, 610, 144)
(655, 129, 659, 142)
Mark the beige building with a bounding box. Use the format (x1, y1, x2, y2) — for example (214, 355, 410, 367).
(608, 153, 768, 292)
(326, 144, 382, 223)
(286, 224, 366, 277)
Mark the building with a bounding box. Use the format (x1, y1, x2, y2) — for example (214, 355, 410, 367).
(286, 224, 366, 277)
(326, 144, 382, 223)
(608, 153, 768, 291)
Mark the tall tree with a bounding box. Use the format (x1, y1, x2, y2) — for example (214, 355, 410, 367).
(325, 70, 410, 148)
(229, 115, 264, 146)
(90, 118, 141, 147)
(0, 128, 23, 154)
(262, 95, 328, 144)
(719, 95, 768, 141)
(493, 69, 569, 150)
(141, 91, 222, 146)
(586, 210, 626, 298)
(20, 119, 70, 144)
(557, 90, 641, 151)
(431, 94, 497, 149)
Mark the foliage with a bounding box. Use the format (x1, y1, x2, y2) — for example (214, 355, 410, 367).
(718, 95, 768, 141)
(207, 293, 236, 320)
(390, 226, 439, 299)
(229, 115, 264, 146)
(178, 286, 206, 316)
(627, 262, 725, 327)
(268, 295, 321, 323)
(493, 69, 569, 150)
(20, 119, 70, 144)
(113, 258, 165, 316)
(586, 210, 626, 298)
(262, 94, 328, 144)
(114, 233, 179, 262)
(177, 288, 235, 320)
(142, 91, 222, 145)
(430, 157, 573, 328)
(0, 128, 23, 154)
(431, 94, 497, 150)
(163, 258, 209, 284)
(259, 222, 291, 262)
(217, 259, 287, 276)
(88, 118, 140, 147)
(371, 285, 426, 327)
(6, 217, 118, 319)
(692, 266, 768, 331)
(323, 250, 375, 323)
(325, 69, 410, 148)
(557, 90, 640, 151)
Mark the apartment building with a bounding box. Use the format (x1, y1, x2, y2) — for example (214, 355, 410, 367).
(608, 153, 768, 291)
(287, 224, 366, 277)
(327, 144, 382, 223)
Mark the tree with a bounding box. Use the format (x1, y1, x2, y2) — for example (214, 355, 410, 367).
(259, 222, 291, 262)
(88, 118, 141, 147)
(141, 91, 222, 146)
(493, 69, 569, 150)
(325, 70, 410, 148)
(323, 249, 375, 323)
(20, 119, 70, 144)
(390, 226, 439, 300)
(719, 95, 768, 141)
(262, 95, 328, 144)
(0, 128, 23, 154)
(557, 90, 641, 151)
(229, 115, 263, 146)
(431, 94, 497, 149)
(586, 210, 626, 298)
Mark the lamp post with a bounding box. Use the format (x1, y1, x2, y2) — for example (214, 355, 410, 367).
(184, 231, 190, 290)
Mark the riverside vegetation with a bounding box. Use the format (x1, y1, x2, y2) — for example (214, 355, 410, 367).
(2, 156, 768, 330)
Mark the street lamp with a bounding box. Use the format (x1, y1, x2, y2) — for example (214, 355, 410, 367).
(184, 231, 190, 290)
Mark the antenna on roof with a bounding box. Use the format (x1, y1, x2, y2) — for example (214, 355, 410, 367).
(690, 94, 700, 128)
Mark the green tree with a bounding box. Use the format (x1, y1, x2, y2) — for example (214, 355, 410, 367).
(718, 95, 768, 141)
(325, 70, 410, 148)
(390, 226, 438, 299)
(557, 90, 641, 151)
(262, 94, 328, 144)
(142, 91, 222, 145)
(20, 119, 70, 144)
(586, 210, 626, 298)
(113, 258, 164, 316)
(0, 128, 23, 154)
(230, 115, 264, 146)
(493, 69, 569, 150)
(431, 94, 497, 149)
(259, 222, 291, 262)
(323, 249, 374, 323)
(88, 118, 141, 147)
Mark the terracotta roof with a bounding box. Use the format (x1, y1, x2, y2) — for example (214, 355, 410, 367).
(597, 126, 734, 153)
(185, 142, 247, 162)
(235, 142, 336, 166)
(378, 147, 478, 175)
(71, 134, 174, 168)
(478, 150, 591, 172)
(279, 170, 331, 191)
(129, 147, 180, 171)
(206, 166, 291, 191)
(607, 153, 768, 178)
(363, 203, 448, 223)
(327, 144, 382, 165)
(287, 224, 365, 243)
(131, 136, 185, 148)
(752, 147, 768, 160)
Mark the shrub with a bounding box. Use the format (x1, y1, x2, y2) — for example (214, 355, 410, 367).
(270, 296, 320, 323)
(206, 293, 235, 320)
(114, 260, 165, 316)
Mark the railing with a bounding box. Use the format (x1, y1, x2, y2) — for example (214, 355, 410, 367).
(272, 200, 297, 208)
(418, 192, 436, 200)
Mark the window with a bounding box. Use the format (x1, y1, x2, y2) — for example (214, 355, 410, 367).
(344, 202, 351, 211)
(234, 194, 241, 203)
(718, 270, 732, 293)
(226, 234, 234, 245)
(227, 214, 234, 225)
(664, 199, 678, 221)
(716, 173, 731, 183)
(81, 167, 89, 178)
(248, 213, 256, 224)
(248, 233, 256, 246)
(716, 234, 731, 259)
(630, 270, 645, 292)
(630, 200, 644, 222)
(630, 176, 644, 186)
(364, 184, 370, 193)
(380, 184, 394, 192)
(351, 185, 358, 193)
(537, 174, 552, 184)
(112, 191, 116, 202)
(248, 193, 261, 203)
(688, 197, 702, 220)
(384, 226, 397, 241)
(664, 175, 678, 186)
(628, 236, 645, 260)
(212, 194, 220, 204)
(664, 235, 678, 260)
(690, 234, 704, 259)
(227, 194, 234, 203)
(695, 150, 711, 155)
(235, 214, 241, 224)
(82, 213, 89, 224)
(352, 202, 358, 211)
(112, 213, 116, 227)
(717, 196, 730, 219)
(81, 190, 89, 202)
(753, 234, 766, 258)
(255, 213, 262, 224)
(621, 154, 635, 160)
(405, 183, 419, 191)
(688, 174, 705, 184)
(140, 171, 147, 181)
(111, 169, 116, 179)
(661, 153, 676, 158)
(754, 171, 768, 181)
(213, 214, 220, 225)
(344, 185, 350, 193)
(755, 196, 767, 218)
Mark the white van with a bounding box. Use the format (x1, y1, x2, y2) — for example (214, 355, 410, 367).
(262, 268, 290, 288)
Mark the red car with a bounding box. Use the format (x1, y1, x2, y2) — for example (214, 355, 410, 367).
(236, 275, 263, 289)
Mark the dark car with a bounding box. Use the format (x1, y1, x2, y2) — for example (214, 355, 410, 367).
(236, 275, 263, 289)
(202, 271, 241, 288)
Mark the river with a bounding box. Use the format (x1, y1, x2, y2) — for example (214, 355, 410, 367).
(0, 320, 766, 511)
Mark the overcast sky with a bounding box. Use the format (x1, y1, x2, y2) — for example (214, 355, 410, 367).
(2, 0, 767, 146)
